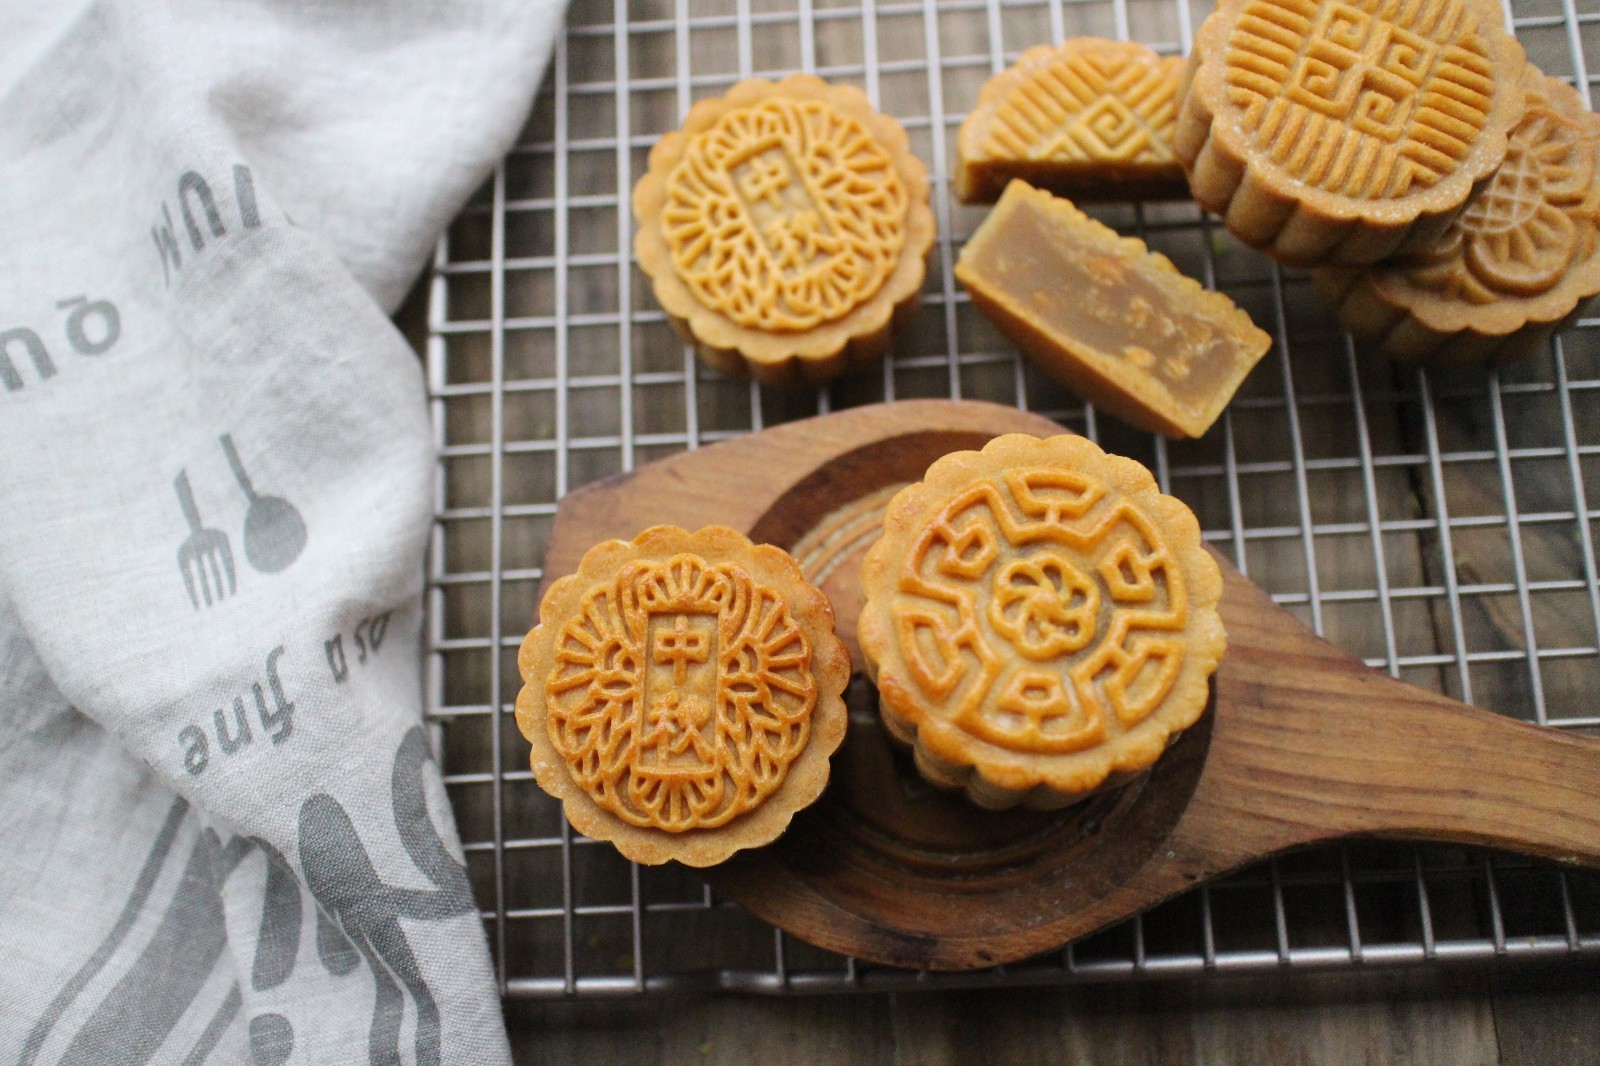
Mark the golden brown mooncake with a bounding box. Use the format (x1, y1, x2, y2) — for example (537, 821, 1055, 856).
(857, 435, 1225, 811)
(957, 39, 1189, 204)
(1175, 0, 1528, 267)
(633, 75, 936, 388)
(1315, 69, 1600, 365)
(955, 180, 1272, 439)
(516, 525, 850, 867)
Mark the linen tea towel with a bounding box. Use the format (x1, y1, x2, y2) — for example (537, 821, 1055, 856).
(0, 1, 564, 1062)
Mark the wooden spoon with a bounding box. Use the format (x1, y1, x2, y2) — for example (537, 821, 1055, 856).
(537, 399, 1600, 971)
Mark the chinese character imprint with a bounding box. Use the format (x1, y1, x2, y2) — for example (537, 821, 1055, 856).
(662, 96, 909, 332)
(544, 554, 817, 831)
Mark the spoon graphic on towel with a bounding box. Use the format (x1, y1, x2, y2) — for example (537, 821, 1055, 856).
(220, 433, 307, 573)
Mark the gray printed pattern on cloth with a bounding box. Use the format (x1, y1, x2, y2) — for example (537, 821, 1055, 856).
(0, 1, 565, 1061)
(19, 727, 470, 1065)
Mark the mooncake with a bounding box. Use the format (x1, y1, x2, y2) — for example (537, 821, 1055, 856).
(1315, 69, 1600, 365)
(1175, 0, 1528, 266)
(957, 39, 1189, 203)
(633, 75, 936, 387)
(955, 180, 1272, 438)
(516, 525, 850, 866)
(857, 434, 1225, 810)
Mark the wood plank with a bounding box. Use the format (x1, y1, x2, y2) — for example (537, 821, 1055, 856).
(1491, 966, 1600, 1066)
(507, 994, 896, 1065)
(505, 968, 1505, 1065)
(890, 974, 1498, 1066)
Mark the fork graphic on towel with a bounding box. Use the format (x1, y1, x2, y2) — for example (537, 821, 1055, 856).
(175, 470, 236, 608)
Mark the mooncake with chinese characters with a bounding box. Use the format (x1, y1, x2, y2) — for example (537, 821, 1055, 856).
(634, 75, 935, 387)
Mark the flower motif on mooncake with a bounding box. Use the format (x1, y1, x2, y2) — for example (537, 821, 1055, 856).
(1315, 70, 1600, 364)
(858, 435, 1225, 811)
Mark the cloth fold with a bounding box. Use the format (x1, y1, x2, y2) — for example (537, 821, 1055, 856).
(0, 1, 564, 1061)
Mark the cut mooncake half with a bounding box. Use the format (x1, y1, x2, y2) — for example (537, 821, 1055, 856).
(957, 39, 1189, 203)
(955, 180, 1271, 439)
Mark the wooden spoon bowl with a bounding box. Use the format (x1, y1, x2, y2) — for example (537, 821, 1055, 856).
(538, 400, 1600, 971)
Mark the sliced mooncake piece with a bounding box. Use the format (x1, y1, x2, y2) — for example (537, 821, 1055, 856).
(955, 180, 1271, 439)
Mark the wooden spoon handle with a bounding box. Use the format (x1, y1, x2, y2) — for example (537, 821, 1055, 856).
(536, 401, 1600, 968)
(1174, 560, 1600, 872)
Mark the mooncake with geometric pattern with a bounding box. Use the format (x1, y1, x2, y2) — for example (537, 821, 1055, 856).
(1315, 69, 1600, 365)
(516, 525, 850, 866)
(1175, 0, 1528, 267)
(633, 75, 936, 388)
(957, 39, 1190, 203)
(857, 435, 1225, 811)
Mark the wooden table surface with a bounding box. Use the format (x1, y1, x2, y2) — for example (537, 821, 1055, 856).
(502, 964, 1600, 1064)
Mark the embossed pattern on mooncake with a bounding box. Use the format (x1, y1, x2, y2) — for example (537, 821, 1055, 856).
(1228, 0, 1494, 199)
(1316, 70, 1600, 364)
(857, 435, 1225, 811)
(663, 96, 908, 332)
(1177, 0, 1526, 266)
(634, 75, 935, 387)
(518, 526, 850, 866)
(956, 39, 1189, 203)
(546, 554, 816, 831)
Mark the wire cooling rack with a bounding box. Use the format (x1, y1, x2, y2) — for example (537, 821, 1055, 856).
(423, 0, 1600, 998)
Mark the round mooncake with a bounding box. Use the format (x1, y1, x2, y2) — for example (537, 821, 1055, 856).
(857, 435, 1225, 810)
(633, 75, 935, 387)
(1316, 69, 1600, 365)
(516, 525, 849, 866)
(1176, 0, 1527, 266)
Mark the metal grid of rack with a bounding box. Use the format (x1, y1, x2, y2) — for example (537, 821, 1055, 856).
(424, 0, 1600, 998)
